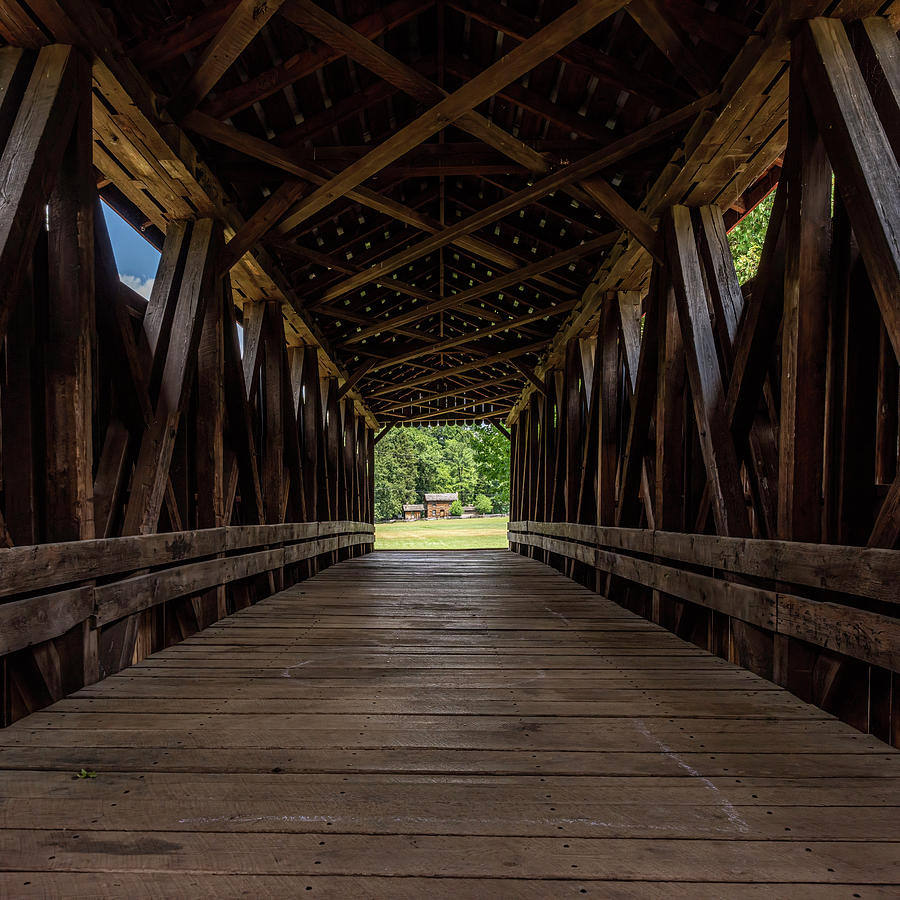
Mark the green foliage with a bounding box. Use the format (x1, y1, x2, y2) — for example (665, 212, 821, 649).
(728, 191, 775, 284)
(374, 424, 510, 520)
(75, 768, 97, 779)
(474, 493, 493, 515)
(449, 499, 463, 517)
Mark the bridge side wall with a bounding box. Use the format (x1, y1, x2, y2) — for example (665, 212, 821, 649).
(509, 18, 900, 748)
(0, 47, 374, 725)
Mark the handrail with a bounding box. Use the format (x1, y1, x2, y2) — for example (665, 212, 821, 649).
(508, 521, 900, 672)
(0, 521, 374, 657)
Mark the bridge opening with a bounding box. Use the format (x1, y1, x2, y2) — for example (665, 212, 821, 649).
(373, 423, 510, 549)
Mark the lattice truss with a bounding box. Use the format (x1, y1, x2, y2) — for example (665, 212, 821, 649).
(57, 0, 772, 426)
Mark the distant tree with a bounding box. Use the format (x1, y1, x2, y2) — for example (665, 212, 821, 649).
(443, 435, 478, 502)
(449, 499, 463, 517)
(728, 192, 775, 283)
(373, 427, 418, 519)
(474, 494, 493, 515)
(373, 423, 510, 517)
(470, 425, 510, 512)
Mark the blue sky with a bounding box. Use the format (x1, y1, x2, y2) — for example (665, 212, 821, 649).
(102, 202, 161, 298)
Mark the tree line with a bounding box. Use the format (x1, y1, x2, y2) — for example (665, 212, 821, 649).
(374, 425, 509, 520)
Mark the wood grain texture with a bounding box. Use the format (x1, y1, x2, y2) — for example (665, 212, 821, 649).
(0, 550, 896, 895)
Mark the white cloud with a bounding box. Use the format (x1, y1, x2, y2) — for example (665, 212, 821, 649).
(120, 274, 155, 299)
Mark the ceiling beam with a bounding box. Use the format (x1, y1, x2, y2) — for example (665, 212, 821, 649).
(286, 0, 554, 175)
(312, 95, 711, 304)
(276, 0, 631, 233)
(345, 230, 618, 343)
(400, 390, 522, 422)
(445, 55, 614, 142)
(131, 0, 241, 70)
(579, 177, 662, 263)
(219, 180, 311, 274)
(447, 0, 694, 110)
(368, 300, 579, 372)
(203, 0, 432, 119)
(369, 341, 548, 398)
(181, 110, 574, 295)
(626, 0, 713, 96)
(170, 0, 288, 115)
(509, 358, 546, 395)
(374, 375, 523, 413)
(337, 359, 376, 399)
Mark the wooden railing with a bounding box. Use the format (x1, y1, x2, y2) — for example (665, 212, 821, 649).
(0, 521, 373, 661)
(508, 521, 899, 673)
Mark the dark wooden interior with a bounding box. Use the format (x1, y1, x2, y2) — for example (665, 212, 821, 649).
(0, 0, 898, 892)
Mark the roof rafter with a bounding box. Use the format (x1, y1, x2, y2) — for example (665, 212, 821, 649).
(170, 0, 288, 115)
(285, 0, 554, 175)
(181, 110, 574, 294)
(312, 96, 712, 304)
(276, 0, 631, 233)
(202, 0, 433, 119)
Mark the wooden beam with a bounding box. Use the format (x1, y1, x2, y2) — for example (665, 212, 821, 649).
(493, 421, 511, 441)
(299, 345, 322, 521)
(596, 302, 619, 527)
(800, 17, 900, 363)
(311, 97, 710, 304)
(374, 376, 523, 413)
(343, 232, 616, 344)
(277, 0, 631, 232)
(285, 0, 553, 175)
(337, 359, 376, 399)
(870, 473, 900, 548)
(261, 301, 286, 527)
(448, 0, 694, 110)
(777, 49, 831, 545)
(626, 0, 713, 95)
(445, 55, 615, 142)
(402, 391, 521, 422)
(372, 423, 396, 446)
(170, 0, 287, 115)
(131, 0, 241, 69)
(616, 268, 661, 528)
(665, 205, 750, 538)
(123, 220, 222, 535)
(850, 18, 900, 160)
(369, 302, 578, 373)
(241, 301, 265, 401)
(579, 177, 662, 263)
(196, 272, 228, 621)
(509, 359, 546, 396)
(180, 108, 600, 295)
(0, 46, 83, 342)
(203, 0, 432, 120)
(219, 180, 310, 274)
(43, 54, 94, 542)
(369, 341, 548, 398)
(222, 282, 265, 525)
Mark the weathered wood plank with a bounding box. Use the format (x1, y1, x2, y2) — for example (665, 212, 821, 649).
(0, 550, 895, 893)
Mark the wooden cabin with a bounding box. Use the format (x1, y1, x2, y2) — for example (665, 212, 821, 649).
(425, 492, 459, 517)
(0, 0, 898, 893)
(402, 503, 424, 520)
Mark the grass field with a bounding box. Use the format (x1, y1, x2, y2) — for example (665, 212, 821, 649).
(375, 516, 509, 550)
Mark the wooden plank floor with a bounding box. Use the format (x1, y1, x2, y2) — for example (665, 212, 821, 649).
(1, 550, 898, 897)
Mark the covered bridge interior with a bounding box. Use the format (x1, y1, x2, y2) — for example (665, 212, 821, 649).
(0, 0, 898, 893)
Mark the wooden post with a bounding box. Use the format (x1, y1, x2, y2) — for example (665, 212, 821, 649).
(196, 262, 227, 622)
